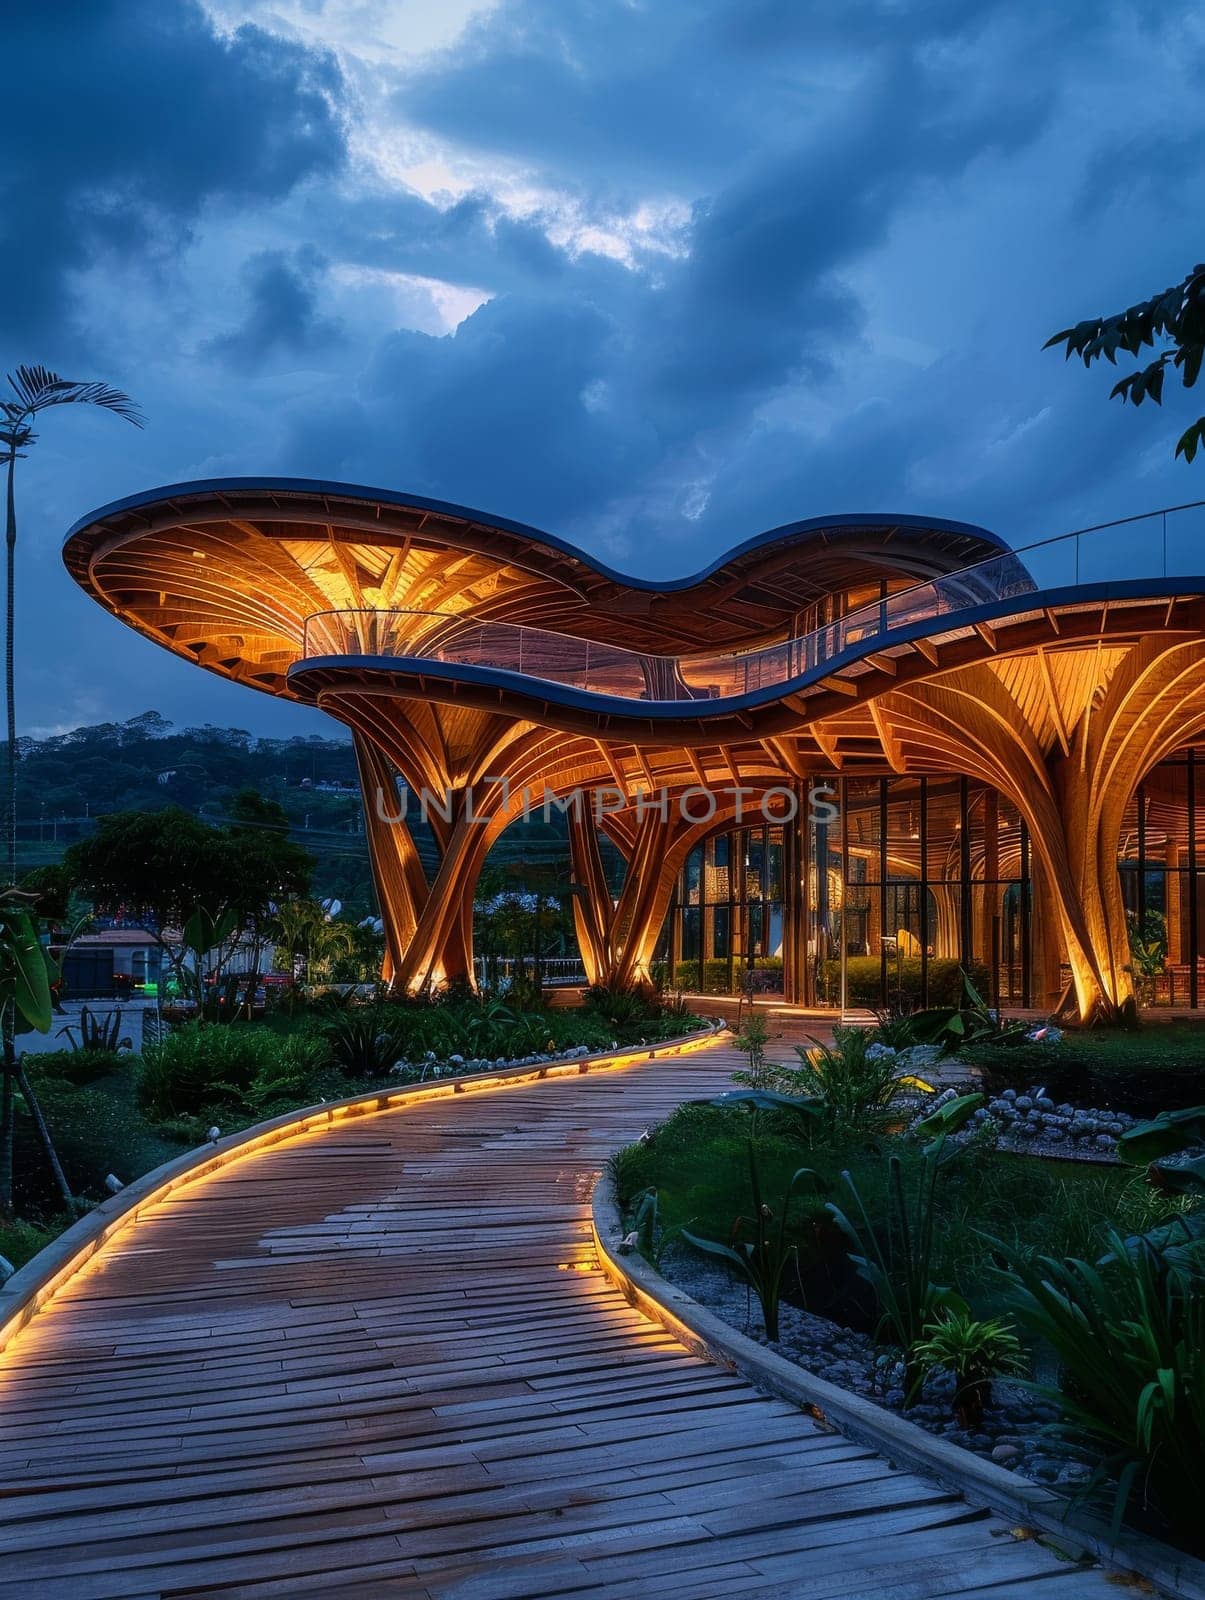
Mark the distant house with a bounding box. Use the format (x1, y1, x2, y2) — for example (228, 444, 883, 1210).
(57, 926, 164, 998)
(57, 925, 281, 998)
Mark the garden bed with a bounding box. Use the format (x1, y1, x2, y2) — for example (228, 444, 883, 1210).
(593, 1174, 1205, 1600)
(607, 1082, 1203, 1564)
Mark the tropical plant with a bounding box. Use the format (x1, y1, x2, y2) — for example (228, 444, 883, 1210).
(706, 1087, 827, 1123)
(871, 1004, 923, 1049)
(0, 887, 70, 1213)
(789, 1026, 926, 1130)
(997, 1231, 1205, 1548)
(619, 1184, 689, 1268)
(683, 1140, 825, 1340)
(323, 1008, 402, 1076)
(733, 1013, 771, 1086)
(1127, 910, 1168, 1005)
(56, 1006, 131, 1053)
(274, 898, 355, 983)
(906, 971, 1030, 1056)
(826, 1147, 966, 1399)
(911, 1092, 985, 1153)
(0, 367, 142, 1217)
(1117, 1106, 1205, 1166)
(1045, 263, 1205, 463)
(1, 368, 142, 883)
(912, 1310, 1024, 1427)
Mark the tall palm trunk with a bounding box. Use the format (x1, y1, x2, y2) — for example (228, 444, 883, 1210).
(0, 368, 140, 1219)
(5, 441, 14, 885)
(0, 444, 17, 1215)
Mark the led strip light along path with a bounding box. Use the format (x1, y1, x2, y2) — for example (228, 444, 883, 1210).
(0, 1037, 1134, 1598)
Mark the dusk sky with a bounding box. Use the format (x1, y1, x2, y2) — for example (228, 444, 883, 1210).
(6, 0, 1203, 740)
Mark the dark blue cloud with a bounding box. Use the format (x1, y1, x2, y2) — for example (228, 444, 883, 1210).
(204, 247, 342, 368)
(0, 0, 345, 340)
(3, 0, 1205, 734)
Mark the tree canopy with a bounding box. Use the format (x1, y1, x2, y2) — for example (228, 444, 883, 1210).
(1046, 263, 1205, 461)
(64, 796, 313, 934)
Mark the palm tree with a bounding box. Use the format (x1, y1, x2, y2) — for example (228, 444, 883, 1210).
(0, 367, 143, 1217)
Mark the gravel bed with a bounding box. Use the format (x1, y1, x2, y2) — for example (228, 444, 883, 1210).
(657, 1244, 1089, 1489)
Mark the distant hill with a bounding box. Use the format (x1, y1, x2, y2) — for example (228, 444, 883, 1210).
(17, 712, 618, 914)
(17, 711, 374, 912)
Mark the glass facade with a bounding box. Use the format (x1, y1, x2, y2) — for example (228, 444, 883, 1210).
(660, 743, 1205, 1008)
(668, 821, 787, 995)
(1117, 746, 1205, 1007)
(666, 775, 1032, 1007)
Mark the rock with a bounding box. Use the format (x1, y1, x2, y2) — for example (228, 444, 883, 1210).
(1016, 1096, 1034, 1112)
(1057, 1462, 1092, 1486)
(1095, 1133, 1116, 1150)
(1002, 1089, 1017, 1101)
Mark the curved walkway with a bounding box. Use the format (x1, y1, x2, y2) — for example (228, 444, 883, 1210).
(0, 1043, 1124, 1598)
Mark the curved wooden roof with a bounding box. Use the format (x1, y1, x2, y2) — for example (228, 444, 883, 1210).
(62, 477, 1004, 699)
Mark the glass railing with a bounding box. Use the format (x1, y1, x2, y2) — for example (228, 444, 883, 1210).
(299, 500, 1205, 705)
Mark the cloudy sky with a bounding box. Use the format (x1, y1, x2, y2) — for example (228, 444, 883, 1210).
(5, 0, 1203, 739)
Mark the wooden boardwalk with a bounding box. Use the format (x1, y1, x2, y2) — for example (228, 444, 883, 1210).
(0, 1042, 1128, 1598)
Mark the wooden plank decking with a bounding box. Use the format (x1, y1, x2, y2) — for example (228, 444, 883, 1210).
(0, 1041, 1128, 1598)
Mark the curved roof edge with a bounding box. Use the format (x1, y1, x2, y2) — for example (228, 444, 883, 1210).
(62, 475, 1006, 597)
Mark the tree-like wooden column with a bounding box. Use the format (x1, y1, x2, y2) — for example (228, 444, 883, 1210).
(566, 802, 688, 987)
(335, 695, 606, 991)
(882, 637, 1205, 1021)
(568, 792, 784, 988)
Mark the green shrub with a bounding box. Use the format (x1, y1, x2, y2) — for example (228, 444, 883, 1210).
(969, 1029, 1205, 1116)
(673, 958, 783, 995)
(323, 1008, 403, 1076)
(246, 1034, 336, 1111)
(0, 1215, 68, 1270)
(823, 957, 989, 1007)
(139, 1023, 331, 1119)
(786, 1026, 919, 1131)
(584, 980, 662, 1028)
